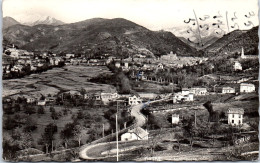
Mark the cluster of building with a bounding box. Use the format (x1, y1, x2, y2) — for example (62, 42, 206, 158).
(113, 51, 209, 73)
(169, 107, 245, 127)
(172, 82, 256, 104)
(3, 46, 65, 76)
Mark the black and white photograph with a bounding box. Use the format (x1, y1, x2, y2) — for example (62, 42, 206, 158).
(2, 0, 259, 161)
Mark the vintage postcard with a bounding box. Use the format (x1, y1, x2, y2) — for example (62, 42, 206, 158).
(2, 0, 259, 161)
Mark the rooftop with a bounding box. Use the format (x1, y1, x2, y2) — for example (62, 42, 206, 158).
(223, 87, 235, 90)
(227, 108, 244, 114)
(240, 83, 255, 86)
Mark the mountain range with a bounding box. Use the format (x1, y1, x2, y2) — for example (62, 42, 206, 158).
(204, 27, 258, 57)
(3, 16, 64, 29)
(2, 16, 259, 58)
(3, 17, 199, 57)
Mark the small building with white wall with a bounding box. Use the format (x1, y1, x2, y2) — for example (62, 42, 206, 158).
(173, 92, 193, 103)
(129, 94, 142, 105)
(190, 87, 207, 96)
(181, 88, 190, 96)
(222, 87, 235, 94)
(240, 83, 255, 93)
(227, 108, 244, 126)
(233, 61, 242, 71)
(115, 62, 121, 68)
(172, 114, 180, 124)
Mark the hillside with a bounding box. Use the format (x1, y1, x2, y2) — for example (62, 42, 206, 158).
(179, 36, 219, 50)
(204, 27, 258, 57)
(3, 18, 200, 57)
(3, 16, 20, 29)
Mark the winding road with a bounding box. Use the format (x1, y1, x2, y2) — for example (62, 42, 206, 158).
(79, 97, 170, 160)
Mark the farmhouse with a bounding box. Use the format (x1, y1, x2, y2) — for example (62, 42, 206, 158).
(128, 94, 142, 105)
(37, 100, 46, 106)
(121, 127, 149, 141)
(189, 87, 207, 96)
(227, 108, 244, 126)
(173, 92, 193, 103)
(240, 83, 255, 93)
(100, 92, 118, 105)
(222, 87, 235, 94)
(181, 88, 190, 96)
(115, 62, 121, 68)
(66, 53, 75, 59)
(233, 61, 242, 71)
(172, 114, 180, 124)
(26, 97, 36, 104)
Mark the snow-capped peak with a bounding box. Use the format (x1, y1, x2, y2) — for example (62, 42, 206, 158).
(14, 14, 64, 26)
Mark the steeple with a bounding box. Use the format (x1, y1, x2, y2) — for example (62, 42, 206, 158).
(241, 47, 245, 59)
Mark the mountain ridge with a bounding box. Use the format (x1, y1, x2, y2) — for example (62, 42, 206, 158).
(3, 18, 199, 57)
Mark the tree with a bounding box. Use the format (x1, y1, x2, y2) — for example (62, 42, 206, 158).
(3, 133, 20, 161)
(183, 118, 196, 150)
(3, 116, 18, 130)
(39, 123, 57, 153)
(24, 105, 36, 115)
(50, 107, 55, 112)
(73, 125, 86, 147)
(60, 123, 76, 149)
(174, 132, 183, 152)
(12, 128, 34, 150)
(23, 117, 37, 132)
(79, 87, 86, 96)
(37, 106, 45, 114)
(51, 110, 59, 120)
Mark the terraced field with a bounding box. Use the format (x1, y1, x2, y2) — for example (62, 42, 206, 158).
(3, 64, 116, 98)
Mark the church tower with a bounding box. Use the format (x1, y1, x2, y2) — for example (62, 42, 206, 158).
(241, 47, 245, 59)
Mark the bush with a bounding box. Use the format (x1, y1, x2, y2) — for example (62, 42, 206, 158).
(37, 107, 45, 114)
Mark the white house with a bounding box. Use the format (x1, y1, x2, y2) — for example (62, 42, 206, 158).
(181, 88, 190, 96)
(172, 114, 180, 124)
(227, 108, 244, 126)
(100, 92, 118, 105)
(128, 94, 142, 105)
(156, 63, 164, 70)
(233, 61, 242, 71)
(121, 127, 149, 141)
(37, 100, 46, 106)
(222, 87, 235, 94)
(189, 88, 207, 96)
(124, 62, 129, 69)
(173, 92, 193, 103)
(66, 53, 75, 59)
(240, 83, 255, 93)
(26, 97, 36, 103)
(115, 62, 121, 68)
(30, 65, 37, 71)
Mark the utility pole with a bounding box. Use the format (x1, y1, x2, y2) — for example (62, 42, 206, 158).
(52, 140, 54, 152)
(116, 114, 119, 161)
(195, 110, 197, 128)
(117, 100, 118, 113)
(103, 124, 105, 138)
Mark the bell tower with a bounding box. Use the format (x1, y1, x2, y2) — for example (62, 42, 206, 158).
(241, 47, 245, 59)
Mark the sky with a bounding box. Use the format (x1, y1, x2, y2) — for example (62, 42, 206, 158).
(2, 0, 259, 31)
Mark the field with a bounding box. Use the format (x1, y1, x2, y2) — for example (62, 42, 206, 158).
(3, 64, 116, 98)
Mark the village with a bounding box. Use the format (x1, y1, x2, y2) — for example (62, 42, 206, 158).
(2, 42, 259, 161)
